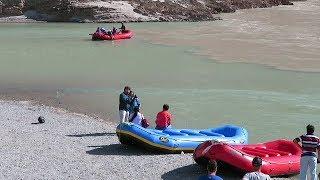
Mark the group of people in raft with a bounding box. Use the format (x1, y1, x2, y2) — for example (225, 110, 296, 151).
(95, 22, 126, 36)
(118, 86, 320, 180)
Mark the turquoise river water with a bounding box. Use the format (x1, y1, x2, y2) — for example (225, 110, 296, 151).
(0, 1, 320, 143)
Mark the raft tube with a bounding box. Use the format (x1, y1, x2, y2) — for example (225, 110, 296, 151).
(91, 30, 133, 41)
(194, 139, 302, 176)
(116, 122, 248, 153)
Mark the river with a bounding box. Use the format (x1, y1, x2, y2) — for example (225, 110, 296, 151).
(0, 0, 319, 142)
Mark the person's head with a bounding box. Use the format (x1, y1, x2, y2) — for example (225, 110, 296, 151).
(207, 160, 218, 174)
(124, 86, 131, 95)
(252, 157, 263, 171)
(307, 124, 315, 134)
(163, 104, 169, 111)
(129, 91, 135, 97)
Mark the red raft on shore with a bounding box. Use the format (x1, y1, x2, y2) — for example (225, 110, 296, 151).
(91, 30, 133, 41)
(193, 139, 302, 176)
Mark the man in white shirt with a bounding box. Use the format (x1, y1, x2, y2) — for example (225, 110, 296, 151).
(243, 157, 271, 180)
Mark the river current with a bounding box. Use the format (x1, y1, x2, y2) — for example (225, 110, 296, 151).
(0, 0, 319, 142)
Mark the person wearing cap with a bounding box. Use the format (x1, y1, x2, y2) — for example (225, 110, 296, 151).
(243, 157, 271, 180)
(119, 86, 132, 123)
(294, 124, 320, 180)
(198, 160, 223, 180)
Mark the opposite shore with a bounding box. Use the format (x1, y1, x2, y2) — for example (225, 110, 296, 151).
(0, 0, 295, 23)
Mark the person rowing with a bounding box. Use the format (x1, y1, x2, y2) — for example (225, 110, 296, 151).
(112, 27, 117, 35)
(120, 22, 126, 32)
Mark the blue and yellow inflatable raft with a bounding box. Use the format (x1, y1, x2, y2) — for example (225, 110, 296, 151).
(116, 123, 248, 153)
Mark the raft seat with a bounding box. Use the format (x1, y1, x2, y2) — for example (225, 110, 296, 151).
(180, 130, 204, 136)
(163, 129, 188, 136)
(243, 147, 280, 157)
(199, 130, 225, 137)
(255, 147, 292, 156)
(242, 147, 269, 157)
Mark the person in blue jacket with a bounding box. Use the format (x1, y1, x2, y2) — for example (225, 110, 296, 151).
(129, 91, 141, 115)
(199, 160, 223, 180)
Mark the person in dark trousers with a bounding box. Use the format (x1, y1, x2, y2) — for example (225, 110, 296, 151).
(198, 160, 223, 180)
(294, 124, 320, 180)
(243, 157, 271, 180)
(119, 86, 132, 123)
(155, 104, 172, 130)
(120, 22, 126, 32)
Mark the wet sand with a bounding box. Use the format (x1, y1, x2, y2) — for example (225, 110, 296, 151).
(0, 100, 300, 179)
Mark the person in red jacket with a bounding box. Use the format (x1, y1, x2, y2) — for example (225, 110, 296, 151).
(155, 104, 172, 130)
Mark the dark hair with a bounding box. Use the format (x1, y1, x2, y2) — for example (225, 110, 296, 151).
(124, 86, 131, 91)
(207, 160, 218, 173)
(252, 157, 262, 167)
(307, 124, 315, 134)
(163, 104, 169, 111)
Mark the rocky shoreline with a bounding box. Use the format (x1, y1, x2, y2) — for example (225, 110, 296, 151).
(0, 0, 294, 23)
(0, 100, 298, 179)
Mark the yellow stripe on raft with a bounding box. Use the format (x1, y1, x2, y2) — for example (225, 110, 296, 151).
(116, 129, 194, 152)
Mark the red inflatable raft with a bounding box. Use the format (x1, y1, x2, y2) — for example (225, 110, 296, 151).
(194, 139, 302, 176)
(91, 30, 133, 41)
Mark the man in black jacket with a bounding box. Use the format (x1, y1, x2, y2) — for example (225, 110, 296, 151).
(119, 86, 131, 123)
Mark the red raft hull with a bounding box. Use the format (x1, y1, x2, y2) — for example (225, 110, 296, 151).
(92, 30, 133, 41)
(194, 139, 302, 176)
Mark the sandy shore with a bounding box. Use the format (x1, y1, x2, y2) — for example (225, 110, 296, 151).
(0, 100, 298, 179)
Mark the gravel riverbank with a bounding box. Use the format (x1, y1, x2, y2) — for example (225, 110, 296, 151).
(0, 100, 298, 179)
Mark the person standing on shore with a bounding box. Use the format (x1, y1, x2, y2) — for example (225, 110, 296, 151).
(129, 91, 141, 115)
(155, 104, 172, 130)
(293, 124, 320, 180)
(198, 160, 223, 180)
(242, 157, 271, 180)
(119, 86, 131, 123)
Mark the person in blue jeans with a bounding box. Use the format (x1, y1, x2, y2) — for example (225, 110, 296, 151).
(199, 160, 223, 180)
